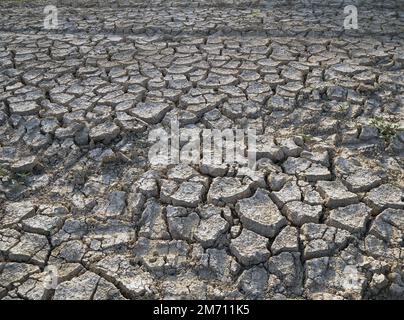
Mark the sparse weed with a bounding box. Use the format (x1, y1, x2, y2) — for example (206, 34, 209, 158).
(249, 9, 262, 18)
(0, 165, 9, 178)
(0, 165, 31, 189)
(338, 103, 349, 113)
(369, 117, 399, 142)
(302, 134, 314, 143)
(15, 171, 32, 181)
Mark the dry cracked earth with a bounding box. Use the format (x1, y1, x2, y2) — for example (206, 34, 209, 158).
(0, 0, 403, 300)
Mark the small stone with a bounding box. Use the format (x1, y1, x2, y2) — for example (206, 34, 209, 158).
(194, 214, 229, 248)
(282, 157, 311, 175)
(332, 63, 366, 76)
(197, 205, 221, 219)
(207, 177, 251, 206)
(370, 273, 388, 291)
(267, 252, 302, 294)
(127, 192, 145, 218)
(317, 180, 358, 208)
(167, 164, 199, 182)
(230, 225, 241, 238)
(166, 206, 200, 241)
(51, 240, 86, 263)
(301, 164, 332, 182)
(8, 233, 50, 267)
(279, 138, 303, 157)
(160, 179, 178, 203)
(139, 199, 170, 240)
(138, 177, 159, 198)
(359, 125, 379, 141)
(271, 181, 301, 208)
(255, 135, 284, 161)
(282, 201, 323, 226)
(0, 263, 40, 290)
(365, 184, 404, 212)
(74, 127, 90, 145)
(104, 191, 127, 217)
(271, 226, 299, 255)
(90, 122, 120, 143)
(54, 271, 100, 300)
(171, 182, 205, 208)
(200, 161, 228, 177)
(389, 136, 404, 154)
(93, 278, 126, 300)
(237, 266, 268, 299)
(326, 203, 372, 234)
(130, 102, 171, 124)
(22, 215, 63, 236)
(300, 223, 351, 260)
(345, 169, 384, 192)
(200, 248, 239, 282)
(10, 156, 38, 173)
(215, 207, 230, 225)
(236, 189, 287, 237)
(369, 208, 404, 245)
(236, 167, 267, 189)
(302, 188, 323, 205)
(9, 101, 40, 116)
(133, 238, 190, 277)
(267, 173, 289, 191)
(229, 229, 270, 266)
(301, 150, 330, 167)
(333, 157, 361, 176)
(1, 202, 36, 226)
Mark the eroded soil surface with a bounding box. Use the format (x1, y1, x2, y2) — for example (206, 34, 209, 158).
(0, 0, 403, 300)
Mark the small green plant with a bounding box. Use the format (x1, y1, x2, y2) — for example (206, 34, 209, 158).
(370, 117, 399, 142)
(0, 165, 9, 178)
(249, 9, 262, 18)
(15, 171, 32, 181)
(338, 103, 349, 113)
(302, 134, 314, 143)
(0, 165, 32, 188)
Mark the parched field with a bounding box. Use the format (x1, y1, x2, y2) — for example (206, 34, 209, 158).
(0, 0, 403, 300)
